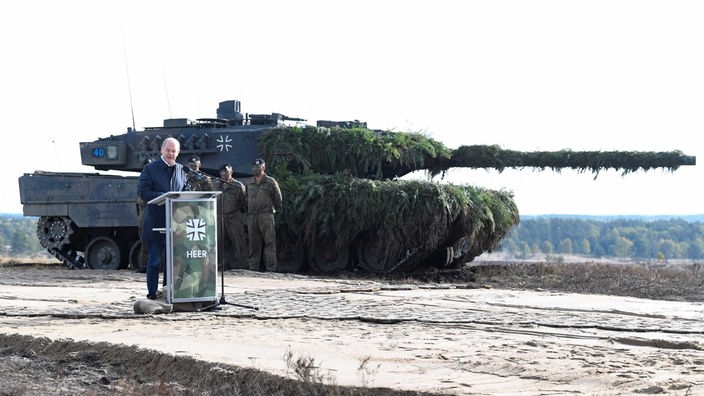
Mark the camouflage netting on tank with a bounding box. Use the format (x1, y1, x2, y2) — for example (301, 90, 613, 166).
(274, 173, 518, 272)
(259, 125, 450, 179)
(259, 126, 518, 272)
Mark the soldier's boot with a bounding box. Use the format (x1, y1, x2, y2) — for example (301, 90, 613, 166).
(248, 257, 260, 272)
(264, 249, 277, 272)
(233, 246, 248, 269)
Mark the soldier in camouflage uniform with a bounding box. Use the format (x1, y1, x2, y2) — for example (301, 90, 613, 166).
(186, 156, 213, 191)
(215, 163, 248, 269)
(247, 158, 282, 272)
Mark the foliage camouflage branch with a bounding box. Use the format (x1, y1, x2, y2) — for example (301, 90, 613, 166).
(261, 126, 695, 179)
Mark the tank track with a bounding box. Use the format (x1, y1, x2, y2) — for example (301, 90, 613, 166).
(36, 216, 74, 250)
(49, 247, 87, 270)
(36, 217, 86, 269)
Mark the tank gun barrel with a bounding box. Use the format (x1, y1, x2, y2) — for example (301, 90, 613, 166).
(433, 145, 696, 176)
(281, 115, 306, 122)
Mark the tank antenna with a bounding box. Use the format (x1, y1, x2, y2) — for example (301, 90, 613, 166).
(162, 65, 172, 118)
(121, 28, 137, 131)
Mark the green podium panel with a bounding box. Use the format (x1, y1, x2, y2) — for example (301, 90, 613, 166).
(166, 196, 219, 303)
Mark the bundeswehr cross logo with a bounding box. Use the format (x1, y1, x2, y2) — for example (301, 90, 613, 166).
(186, 218, 206, 241)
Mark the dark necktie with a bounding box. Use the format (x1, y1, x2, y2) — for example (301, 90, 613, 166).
(168, 166, 176, 190)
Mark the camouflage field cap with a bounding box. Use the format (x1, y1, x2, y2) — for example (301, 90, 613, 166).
(252, 158, 265, 167)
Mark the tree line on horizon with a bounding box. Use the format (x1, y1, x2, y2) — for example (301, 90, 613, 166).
(2, 215, 703, 262)
(0, 216, 44, 257)
(498, 217, 704, 261)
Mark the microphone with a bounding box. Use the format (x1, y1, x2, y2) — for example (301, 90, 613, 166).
(184, 165, 207, 181)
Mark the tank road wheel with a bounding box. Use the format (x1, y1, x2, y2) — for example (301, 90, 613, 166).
(128, 240, 145, 270)
(36, 216, 74, 250)
(275, 234, 304, 273)
(356, 232, 425, 274)
(355, 233, 391, 273)
(445, 236, 473, 268)
(85, 237, 123, 270)
(306, 237, 350, 273)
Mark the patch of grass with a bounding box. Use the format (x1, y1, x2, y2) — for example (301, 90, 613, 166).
(0, 256, 59, 268)
(1, 335, 434, 396)
(357, 356, 381, 388)
(284, 347, 340, 395)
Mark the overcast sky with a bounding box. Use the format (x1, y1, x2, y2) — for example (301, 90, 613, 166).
(1, 1, 702, 216)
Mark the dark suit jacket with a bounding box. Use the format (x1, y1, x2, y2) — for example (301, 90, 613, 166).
(138, 158, 188, 243)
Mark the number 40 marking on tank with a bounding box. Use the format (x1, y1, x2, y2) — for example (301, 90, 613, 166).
(216, 135, 232, 152)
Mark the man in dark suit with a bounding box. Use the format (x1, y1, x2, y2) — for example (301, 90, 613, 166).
(138, 137, 189, 300)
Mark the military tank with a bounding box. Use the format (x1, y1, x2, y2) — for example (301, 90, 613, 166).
(18, 100, 696, 273)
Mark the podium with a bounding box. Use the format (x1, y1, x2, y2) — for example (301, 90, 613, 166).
(149, 191, 222, 304)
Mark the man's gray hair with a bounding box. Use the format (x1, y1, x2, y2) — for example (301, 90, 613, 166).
(162, 137, 180, 149)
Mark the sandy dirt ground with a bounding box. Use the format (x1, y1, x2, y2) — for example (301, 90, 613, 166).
(1, 266, 703, 395)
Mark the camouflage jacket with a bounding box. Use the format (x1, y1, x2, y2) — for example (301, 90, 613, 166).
(246, 174, 282, 215)
(215, 179, 246, 215)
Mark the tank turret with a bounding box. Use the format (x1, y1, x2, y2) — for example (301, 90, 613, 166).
(19, 100, 696, 273)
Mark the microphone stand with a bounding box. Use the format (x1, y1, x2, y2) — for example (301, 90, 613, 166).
(193, 168, 258, 311)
